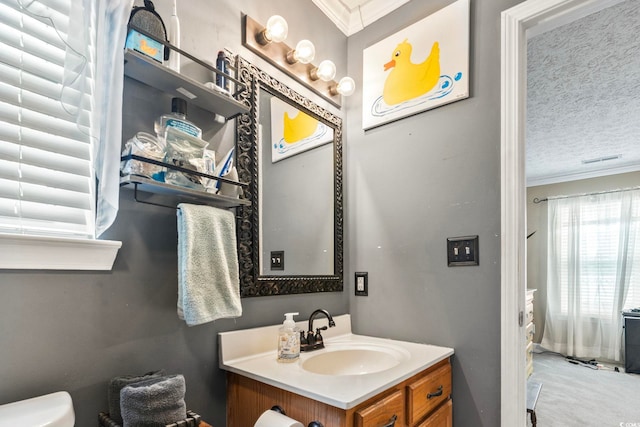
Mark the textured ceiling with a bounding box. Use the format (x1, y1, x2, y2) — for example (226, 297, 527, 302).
(526, 0, 640, 186)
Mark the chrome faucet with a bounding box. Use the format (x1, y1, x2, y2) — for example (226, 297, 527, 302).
(300, 309, 336, 352)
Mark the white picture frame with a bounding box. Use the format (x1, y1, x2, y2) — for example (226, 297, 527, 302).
(269, 96, 334, 163)
(362, 0, 470, 130)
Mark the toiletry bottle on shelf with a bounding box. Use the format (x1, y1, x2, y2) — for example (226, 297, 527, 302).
(167, 0, 180, 72)
(216, 50, 229, 92)
(154, 97, 202, 143)
(277, 312, 300, 363)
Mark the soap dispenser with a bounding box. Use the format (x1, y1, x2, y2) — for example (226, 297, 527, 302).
(277, 312, 300, 363)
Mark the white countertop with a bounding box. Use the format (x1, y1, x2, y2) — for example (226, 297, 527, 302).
(218, 314, 454, 409)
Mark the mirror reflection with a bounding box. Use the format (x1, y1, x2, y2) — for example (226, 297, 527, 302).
(258, 91, 335, 276)
(235, 56, 343, 297)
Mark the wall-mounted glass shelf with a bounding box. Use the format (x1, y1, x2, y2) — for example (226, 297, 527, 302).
(120, 155, 250, 209)
(123, 48, 249, 120)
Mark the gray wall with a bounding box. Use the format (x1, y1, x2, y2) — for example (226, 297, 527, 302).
(0, 1, 348, 427)
(345, 1, 520, 426)
(526, 171, 640, 343)
(0, 1, 532, 426)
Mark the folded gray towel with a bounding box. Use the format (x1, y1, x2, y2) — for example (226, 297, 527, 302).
(120, 374, 187, 427)
(108, 370, 165, 424)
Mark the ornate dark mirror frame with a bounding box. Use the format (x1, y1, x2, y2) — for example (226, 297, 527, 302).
(235, 56, 344, 297)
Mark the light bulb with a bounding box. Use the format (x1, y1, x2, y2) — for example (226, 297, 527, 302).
(263, 15, 288, 43)
(292, 39, 315, 64)
(335, 76, 356, 96)
(311, 59, 336, 82)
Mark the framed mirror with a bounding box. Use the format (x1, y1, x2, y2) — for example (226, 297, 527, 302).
(235, 56, 343, 297)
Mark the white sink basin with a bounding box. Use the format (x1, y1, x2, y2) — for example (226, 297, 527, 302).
(301, 343, 410, 376)
(218, 314, 454, 409)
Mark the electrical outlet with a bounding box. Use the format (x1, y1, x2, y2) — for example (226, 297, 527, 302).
(270, 250, 284, 270)
(355, 272, 368, 296)
(447, 235, 479, 266)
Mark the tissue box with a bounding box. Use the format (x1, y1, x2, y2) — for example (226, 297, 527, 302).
(98, 410, 202, 427)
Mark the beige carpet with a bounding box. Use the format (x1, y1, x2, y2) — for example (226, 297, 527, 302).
(529, 352, 640, 427)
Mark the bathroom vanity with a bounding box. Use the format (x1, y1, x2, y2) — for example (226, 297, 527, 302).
(219, 315, 454, 426)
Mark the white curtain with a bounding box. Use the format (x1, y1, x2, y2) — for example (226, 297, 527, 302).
(94, 0, 134, 236)
(541, 189, 640, 361)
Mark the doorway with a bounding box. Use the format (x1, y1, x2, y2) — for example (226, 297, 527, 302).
(499, 0, 625, 426)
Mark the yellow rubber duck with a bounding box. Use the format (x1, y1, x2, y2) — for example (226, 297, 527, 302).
(139, 38, 159, 58)
(383, 39, 440, 105)
(283, 111, 319, 143)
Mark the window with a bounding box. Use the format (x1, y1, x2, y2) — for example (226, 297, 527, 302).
(0, 0, 95, 237)
(0, 0, 121, 270)
(553, 190, 640, 319)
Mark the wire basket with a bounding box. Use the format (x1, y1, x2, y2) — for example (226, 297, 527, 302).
(98, 410, 202, 427)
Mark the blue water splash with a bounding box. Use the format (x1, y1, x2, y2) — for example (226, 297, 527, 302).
(274, 123, 331, 156)
(371, 72, 463, 118)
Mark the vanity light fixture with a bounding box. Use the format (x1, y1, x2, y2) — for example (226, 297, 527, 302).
(286, 39, 315, 64)
(310, 59, 337, 82)
(242, 13, 354, 108)
(330, 76, 356, 97)
(256, 15, 288, 45)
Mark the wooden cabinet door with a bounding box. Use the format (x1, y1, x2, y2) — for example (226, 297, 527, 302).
(406, 363, 451, 425)
(354, 389, 404, 427)
(415, 400, 452, 427)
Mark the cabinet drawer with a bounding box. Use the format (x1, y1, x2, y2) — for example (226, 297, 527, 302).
(526, 342, 533, 363)
(526, 302, 534, 324)
(355, 389, 404, 427)
(407, 363, 451, 425)
(526, 322, 534, 344)
(415, 399, 452, 427)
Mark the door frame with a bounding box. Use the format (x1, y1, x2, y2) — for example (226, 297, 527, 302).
(500, 0, 622, 425)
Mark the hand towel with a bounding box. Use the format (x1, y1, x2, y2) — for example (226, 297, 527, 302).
(108, 370, 166, 425)
(120, 374, 187, 427)
(177, 203, 242, 326)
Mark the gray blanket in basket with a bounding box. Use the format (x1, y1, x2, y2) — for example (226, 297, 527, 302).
(108, 370, 165, 424)
(120, 374, 187, 427)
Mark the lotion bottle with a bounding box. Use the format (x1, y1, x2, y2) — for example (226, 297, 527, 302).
(277, 312, 300, 363)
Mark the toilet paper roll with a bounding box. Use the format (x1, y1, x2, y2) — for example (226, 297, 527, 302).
(254, 409, 304, 427)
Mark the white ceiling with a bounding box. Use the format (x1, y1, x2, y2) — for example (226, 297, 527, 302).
(312, 0, 409, 36)
(526, 0, 640, 186)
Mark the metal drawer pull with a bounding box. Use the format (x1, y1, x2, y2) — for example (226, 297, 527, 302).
(427, 385, 444, 399)
(379, 414, 397, 427)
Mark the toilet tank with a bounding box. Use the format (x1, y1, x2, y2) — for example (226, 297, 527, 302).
(0, 391, 75, 427)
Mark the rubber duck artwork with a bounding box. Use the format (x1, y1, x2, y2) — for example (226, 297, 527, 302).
(139, 38, 160, 59)
(283, 110, 319, 143)
(383, 39, 440, 105)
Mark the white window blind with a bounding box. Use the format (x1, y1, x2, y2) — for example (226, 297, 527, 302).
(555, 191, 640, 318)
(0, 0, 96, 239)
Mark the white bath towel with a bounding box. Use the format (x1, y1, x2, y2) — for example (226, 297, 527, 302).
(177, 204, 242, 325)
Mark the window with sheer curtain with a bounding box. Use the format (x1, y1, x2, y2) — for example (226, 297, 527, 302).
(542, 189, 640, 361)
(0, 0, 132, 270)
(0, 0, 97, 238)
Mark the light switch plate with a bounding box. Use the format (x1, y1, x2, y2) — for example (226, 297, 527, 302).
(355, 272, 368, 296)
(447, 235, 479, 266)
(270, 250, 284, 270)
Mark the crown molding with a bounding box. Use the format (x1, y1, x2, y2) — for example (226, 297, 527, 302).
(313, 0, 410, 36)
